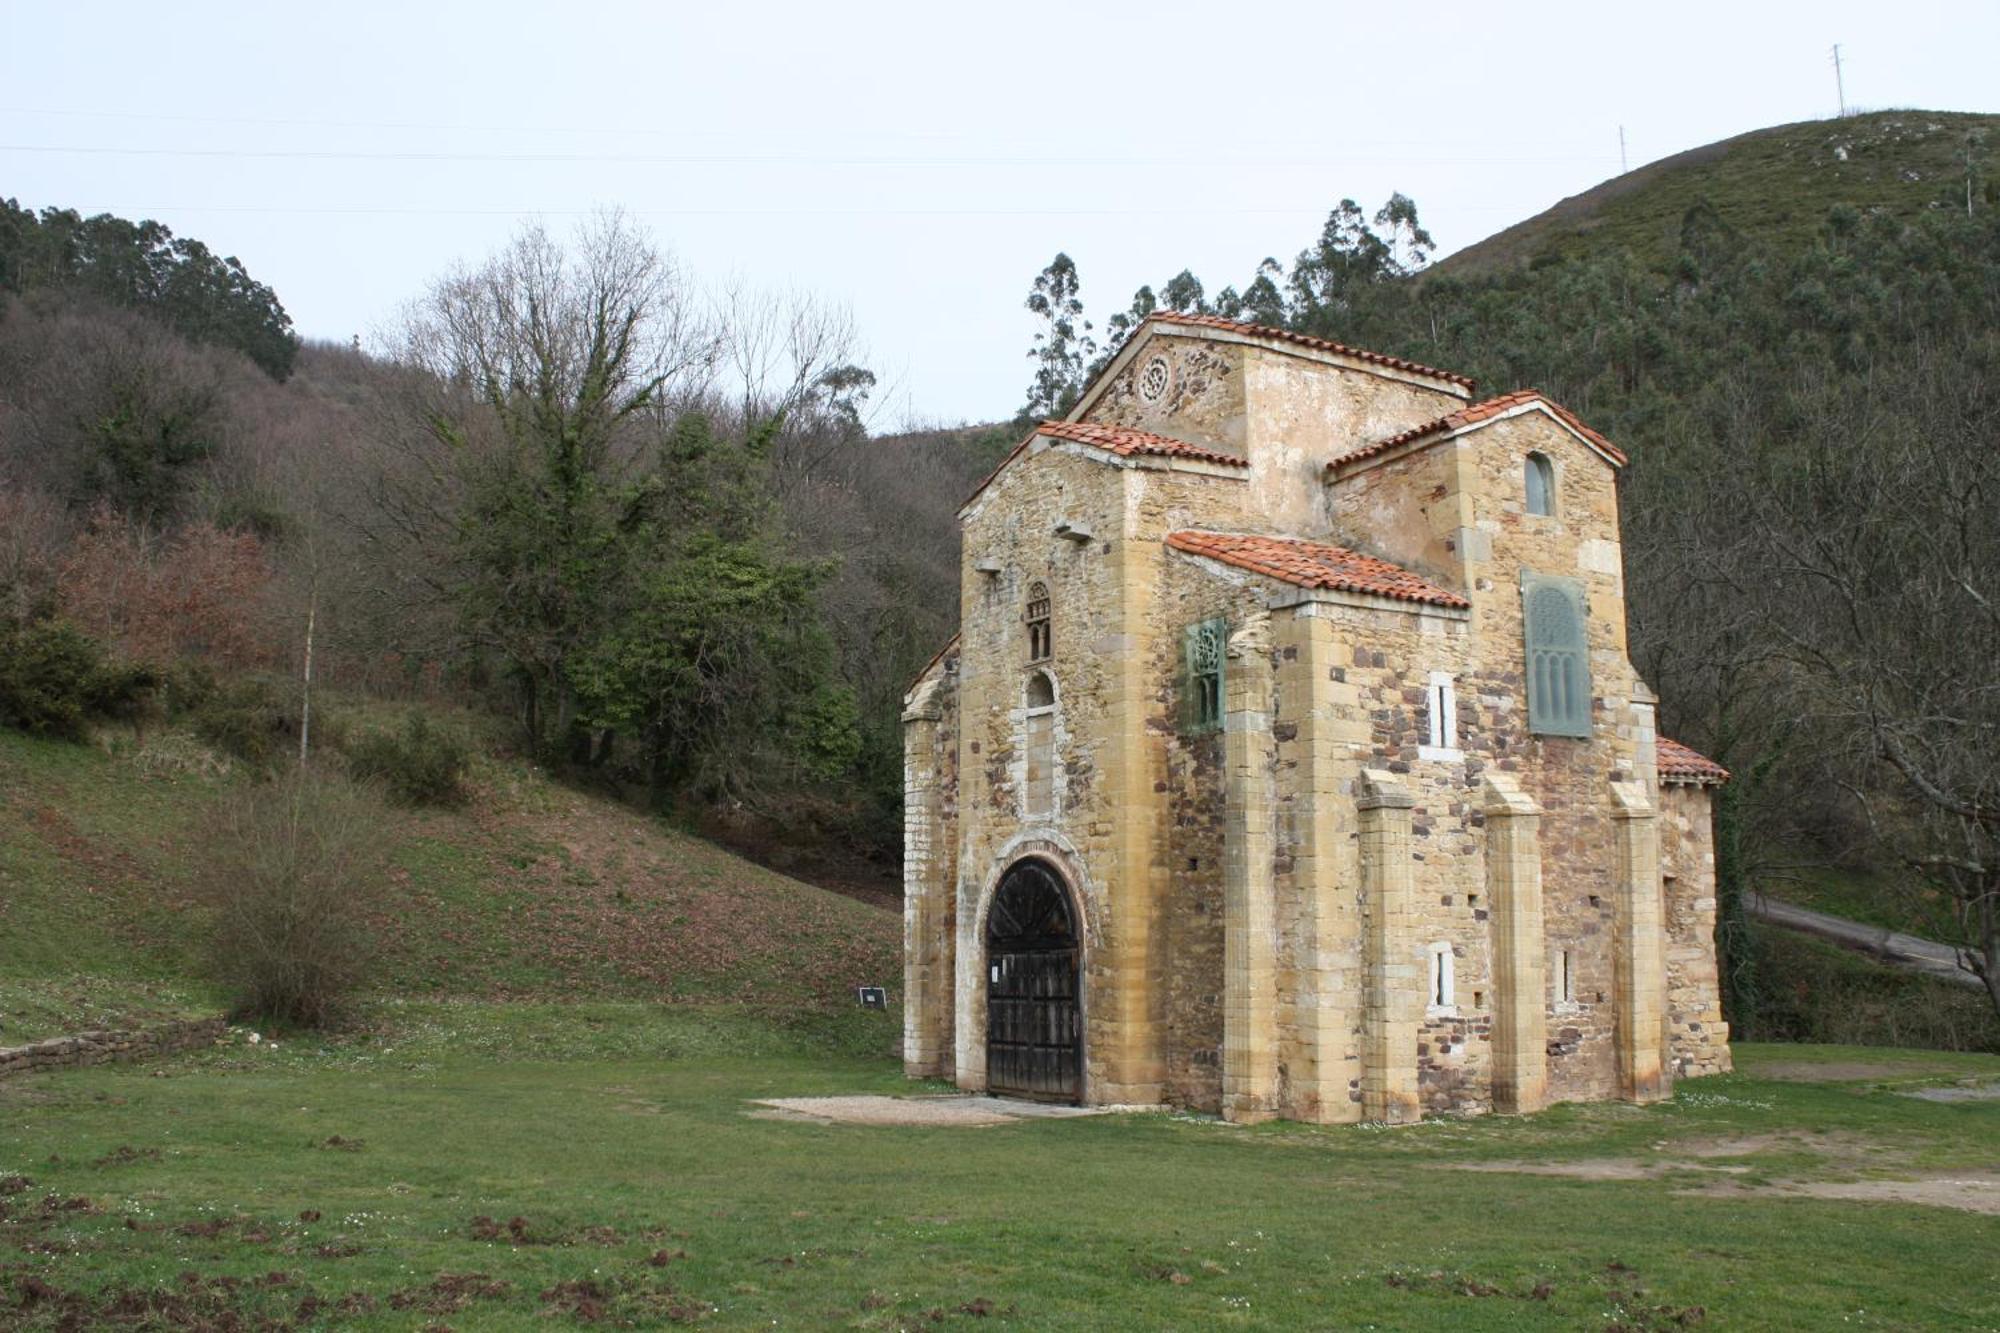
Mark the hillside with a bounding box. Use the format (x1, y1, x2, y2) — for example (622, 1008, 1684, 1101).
(1433, 109, 1999, 277)
(0, 720, 901, 1044)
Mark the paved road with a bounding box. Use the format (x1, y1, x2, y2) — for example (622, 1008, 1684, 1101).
(1748, 891, 1983, 990)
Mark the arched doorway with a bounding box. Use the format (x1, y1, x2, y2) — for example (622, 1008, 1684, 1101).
(985, 858, 1081, 1103)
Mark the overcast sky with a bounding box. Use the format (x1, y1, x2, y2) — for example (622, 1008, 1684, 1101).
(5, 1, 1998, 425)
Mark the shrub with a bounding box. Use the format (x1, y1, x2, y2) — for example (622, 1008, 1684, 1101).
(188, 675, 293, 767)
(0, 612, 158, 740)
(200, 768, 384, 1028)
(344, 710, 469, 807)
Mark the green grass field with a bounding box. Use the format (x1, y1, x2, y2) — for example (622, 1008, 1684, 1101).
(4, 1004, 1999, 1330)
(7, 724, 2000, 1328)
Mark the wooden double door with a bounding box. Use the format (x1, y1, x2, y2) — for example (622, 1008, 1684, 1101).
(984, 859, 1081, 1103)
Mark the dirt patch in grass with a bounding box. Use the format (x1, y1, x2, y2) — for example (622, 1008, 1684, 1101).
(1751, 1060, 1960, 1082)
(1453, 1158, 1658, 1181)
(1446, 1131, 1891, 1183)
(1900, 1081, 2000, 1103)
(1685, 1173, 2000, 1215)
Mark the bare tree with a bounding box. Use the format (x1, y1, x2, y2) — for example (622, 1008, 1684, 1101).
(1750, 354, 2000, 1016)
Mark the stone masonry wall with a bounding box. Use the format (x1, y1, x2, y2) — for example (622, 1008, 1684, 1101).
(902, 643, 961, 1078)
(1085, 337, 1247, 456)
(1660, 782, 1732, 1077)
(1243, 345, 1465, 539)
(951, 440, 1249, 1102)
(0, 1017, 226, 1079)
(1153, 554, 1271, 1113)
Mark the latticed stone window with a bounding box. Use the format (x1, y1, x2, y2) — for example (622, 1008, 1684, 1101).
(1521, 573, 1590, 737)
(1026, 581, 1052, 662)
(1183, 617, 1226, 734)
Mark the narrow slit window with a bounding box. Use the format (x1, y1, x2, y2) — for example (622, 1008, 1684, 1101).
(1423, 671, 1458, 756)
(1428, 943, 1455, 1011)
(1026, 581, 1052, 662)
(1525, 452, 1555, 516)
(1558, 949, 1576, 1005)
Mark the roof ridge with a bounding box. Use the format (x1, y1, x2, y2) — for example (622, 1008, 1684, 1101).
(1147, 312, 1477, 392)
(1328, 388, 1628, 471)
(957, 418, 1247, 515)
(1036, 419, 1248, 467)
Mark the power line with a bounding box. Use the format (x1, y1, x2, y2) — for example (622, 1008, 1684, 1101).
(36, 201, 1351, 220)
(1831, 43, 1847, 117)
(0, 104, 1631, 153)
(0, 142, 1621, 170)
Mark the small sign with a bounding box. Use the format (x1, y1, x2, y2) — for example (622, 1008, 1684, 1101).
(856, 986, 887, 1010)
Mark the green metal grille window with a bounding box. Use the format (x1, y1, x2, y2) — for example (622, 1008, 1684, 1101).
(1184, 618, 1226, 734)
(1521, 573, 1590, 737)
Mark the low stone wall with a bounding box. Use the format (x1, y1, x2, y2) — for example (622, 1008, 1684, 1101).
(0, 1017, 227, 1080)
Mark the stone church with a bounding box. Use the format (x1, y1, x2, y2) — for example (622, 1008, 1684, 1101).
(901, 313, 1730, 1124)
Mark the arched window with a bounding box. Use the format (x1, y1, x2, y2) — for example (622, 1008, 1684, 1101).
(1524, 452, 1555, 517)
(1024, 670, 1057, 817)
(1026, 581, 1052, 662)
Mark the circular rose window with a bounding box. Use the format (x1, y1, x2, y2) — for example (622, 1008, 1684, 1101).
(1138, 355, 1171, 403)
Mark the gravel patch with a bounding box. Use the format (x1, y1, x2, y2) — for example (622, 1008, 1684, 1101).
(749, 1095, 1107, 1127)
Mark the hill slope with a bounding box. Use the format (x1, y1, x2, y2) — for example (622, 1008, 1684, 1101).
(1434, 109, 1998, 277)
(0, 725, 900, 1042)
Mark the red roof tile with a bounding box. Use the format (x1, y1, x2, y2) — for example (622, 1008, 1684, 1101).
(1167, 530, 1470, 609)
(1149, 312, 1477, 392)
(958, 420, 1245, 513)
(1035, 419, 1249, 467)
(1330, 389, 1628, 470)
(1658, 737, 1729, 785)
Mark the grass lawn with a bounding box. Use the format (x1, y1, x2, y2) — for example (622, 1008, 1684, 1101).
(4, 1004, 1998, 1330)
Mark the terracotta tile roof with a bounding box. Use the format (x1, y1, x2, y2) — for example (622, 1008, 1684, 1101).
(1166, 530, 1470, 609)
(1035, 419, 1249, 467)
(1149, 312, 1476, 392)
(1658, 737, 1729, 785)
(958, 420, 1245, 514)
(1330, 388, 1628, 470)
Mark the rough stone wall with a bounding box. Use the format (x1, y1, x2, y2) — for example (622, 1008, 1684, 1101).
(1327, 436, 1470, 586)
(902, 644, 960, 1077)
(1243, 345, 1465, 537)
(1447, 412, 1650, 1105)
(1272, 596, 1492, 1117)
(950, 441, 1248, 1103)
(1152, 553, 1270, 1113)
(0, 1017, 226, 1079)
(1659, 782, 1732, 1077)
(1083, 337, 1247, 456)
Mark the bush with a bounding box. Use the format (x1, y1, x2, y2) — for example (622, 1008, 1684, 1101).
(188, 675, 293, 767)
(0, 612, 158, 740)
(200, 768, 384, 1029)
(344, 710, 469, 807)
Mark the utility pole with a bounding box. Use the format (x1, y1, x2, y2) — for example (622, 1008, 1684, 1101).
(1831, 43, 1846, 117)
(1619, 125, 1629, 175)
